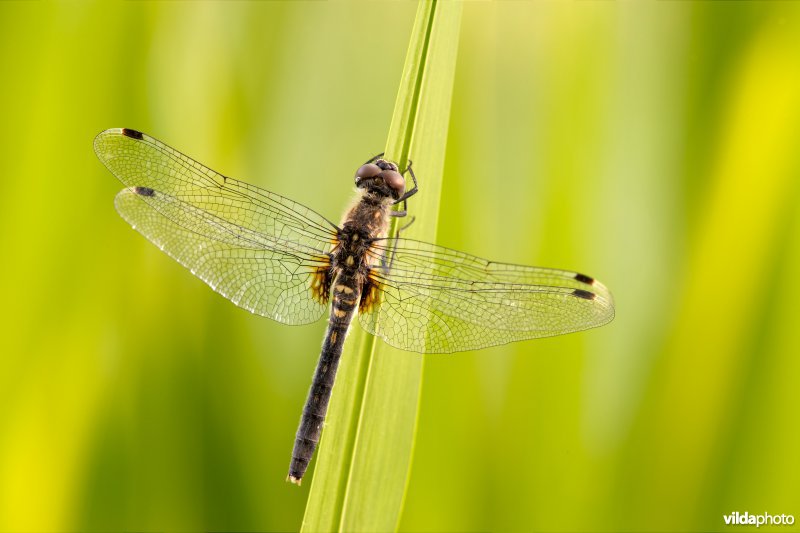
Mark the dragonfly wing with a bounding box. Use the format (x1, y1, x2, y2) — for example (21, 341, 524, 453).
(98, 129, 332, 325)
(359, 238, 615, 353)
(95, 129, 337, 256)
(368, 238, 614, 301)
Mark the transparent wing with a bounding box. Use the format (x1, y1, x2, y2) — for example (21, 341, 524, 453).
(96, 128, 333, 325)
(359, 238, 615, 353)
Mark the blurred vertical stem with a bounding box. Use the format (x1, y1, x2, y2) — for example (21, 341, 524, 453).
(299, 1, 462, 531)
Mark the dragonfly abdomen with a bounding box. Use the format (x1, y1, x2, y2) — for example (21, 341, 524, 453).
(287, 272, 362, 484)
(287, 192, 392, 484)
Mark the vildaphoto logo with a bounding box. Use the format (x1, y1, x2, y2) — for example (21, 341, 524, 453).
(723, 511, 795, 527)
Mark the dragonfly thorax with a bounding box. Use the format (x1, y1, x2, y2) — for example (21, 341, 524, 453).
(332, 226, 373, 275)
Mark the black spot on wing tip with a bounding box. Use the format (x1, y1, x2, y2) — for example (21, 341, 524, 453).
(572, 288, 596, 300)
(133, 186, 155, 197)
(121, 128, 144, 140)
(574, 273, 595, 285)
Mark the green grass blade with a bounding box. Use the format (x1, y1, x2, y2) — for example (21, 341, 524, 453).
(299, 2, 462, 531)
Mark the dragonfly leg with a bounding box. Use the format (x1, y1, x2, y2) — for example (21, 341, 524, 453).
(364, 152, 385, 165)
(394, 160, 419, 205)
(398, 215, 416, 233)
(392, 160, 419, 216)
(379, 216, 415, 274)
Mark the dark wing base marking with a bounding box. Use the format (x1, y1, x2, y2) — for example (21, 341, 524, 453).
(310, 263, 334, 306)
(359, 275, 382, 314)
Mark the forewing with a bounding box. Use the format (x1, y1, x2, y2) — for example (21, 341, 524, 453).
(359, 238, 615, 353)
(97, 129, 333, 325)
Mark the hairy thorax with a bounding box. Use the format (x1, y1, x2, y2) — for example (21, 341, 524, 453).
(336, 192, 393, 273)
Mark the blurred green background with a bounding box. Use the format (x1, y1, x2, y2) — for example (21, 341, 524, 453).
(1, 1, 798, 531)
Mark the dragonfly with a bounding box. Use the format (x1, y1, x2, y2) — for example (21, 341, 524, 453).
(94, 128, 615, 485)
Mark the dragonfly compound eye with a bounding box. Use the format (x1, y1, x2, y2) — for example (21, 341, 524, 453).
(381, 170, 405, 198)
(356, 163, 381, 180)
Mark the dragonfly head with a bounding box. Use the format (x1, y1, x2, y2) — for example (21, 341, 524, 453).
(355, 159, 405, 201)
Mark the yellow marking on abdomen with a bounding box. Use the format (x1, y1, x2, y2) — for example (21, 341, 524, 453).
(334, 309, 346, 318)
(335, 284, 354, 294)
